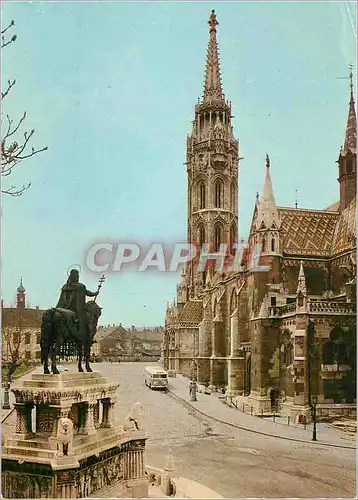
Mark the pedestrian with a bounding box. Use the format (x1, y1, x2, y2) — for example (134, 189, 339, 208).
(189, 380, 193, 397)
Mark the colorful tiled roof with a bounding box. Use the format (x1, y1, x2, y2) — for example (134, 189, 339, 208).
(331, 197, 356, 255)
(178, 300, 203, 325)
(278, 207, 340, 257)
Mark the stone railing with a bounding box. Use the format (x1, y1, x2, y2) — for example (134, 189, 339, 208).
(309, 301, 356, 314)
(268, 302, 296, 317)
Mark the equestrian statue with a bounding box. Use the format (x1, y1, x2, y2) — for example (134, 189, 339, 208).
(40, 268, 105, 374)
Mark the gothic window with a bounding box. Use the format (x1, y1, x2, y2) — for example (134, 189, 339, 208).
(215, 180, 223, 208)
(346, 159, 353, 174)
(25, 333, 31, 344)
(214, 223, 223, 252)
(323, 341, 335, 364)
(230, 224, 236, 254)
(230, 183, 236, 210)
(262, 238, 266, 252)
(198, 224, 205, 247)
(230, 289, 237, 314)
(199, 182, 206, 209)
(286, 343, 293, 365)
(271, 238, 275, 252)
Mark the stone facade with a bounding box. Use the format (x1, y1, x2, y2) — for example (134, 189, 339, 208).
(163, 11, 357, 423)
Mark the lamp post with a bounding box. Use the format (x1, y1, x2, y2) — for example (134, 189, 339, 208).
(311, 394, 318, 441)
(2, 361, 11, 410)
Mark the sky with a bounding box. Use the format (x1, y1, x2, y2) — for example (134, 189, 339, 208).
(1, 1, 357, 327)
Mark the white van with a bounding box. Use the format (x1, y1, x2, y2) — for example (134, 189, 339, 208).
(144, 366, 168, 390)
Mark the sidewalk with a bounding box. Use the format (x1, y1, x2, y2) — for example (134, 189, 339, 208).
(167, 375, 356, 450)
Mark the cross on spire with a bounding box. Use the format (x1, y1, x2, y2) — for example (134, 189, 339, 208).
(343, 64, 356, 155)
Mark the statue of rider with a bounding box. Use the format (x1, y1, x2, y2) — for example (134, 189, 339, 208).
(56, 269, 99, 341)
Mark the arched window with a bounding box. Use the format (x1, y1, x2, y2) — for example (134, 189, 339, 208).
(286, 344, 293, 365)
(198, 224, 205, 248)
(323, 341, 335, 364)
(215, 180, 223, 208)
(271, 238, 275, 252)
(230, 288, 237, 314)
(230, 183, 236, 210)
(262, 238, 266, 252)
(214, 223, 223, 252)
(230, 224, 236, 254)
(199, 182, 206, 209)
(346, 159, 353, 174)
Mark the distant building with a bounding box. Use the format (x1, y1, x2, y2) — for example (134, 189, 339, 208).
(1, 280, 44, 364)
(95, 325, 163, 360)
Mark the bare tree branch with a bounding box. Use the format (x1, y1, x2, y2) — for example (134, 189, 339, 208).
(1, 20, 47, 196)
(1, 183, 31, 196)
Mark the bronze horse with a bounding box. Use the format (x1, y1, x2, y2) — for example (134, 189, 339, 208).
(40, 300, 102, 374)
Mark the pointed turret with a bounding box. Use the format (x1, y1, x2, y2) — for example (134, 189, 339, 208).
(256, 154, 280, 231)
(343, 69, 357, 155)
(296, 261, 307, 296)
(202, 10, 224, 104)
(338, 67, 357, 212)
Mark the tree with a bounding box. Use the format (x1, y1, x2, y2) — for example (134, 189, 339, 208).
(1, 313, 28, 380)
(1, 20, 47, 196)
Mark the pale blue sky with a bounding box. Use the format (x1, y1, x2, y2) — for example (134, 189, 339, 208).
(2, 1, 356, 326)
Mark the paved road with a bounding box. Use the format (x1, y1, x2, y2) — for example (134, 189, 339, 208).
(98, 362, 356, 498)
(3, 362, 356, 498)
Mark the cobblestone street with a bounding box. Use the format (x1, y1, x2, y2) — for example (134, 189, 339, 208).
(3, 362, 356, 498)
(95, 362, 356, 498)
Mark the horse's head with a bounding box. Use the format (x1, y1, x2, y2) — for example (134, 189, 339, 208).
(85, 301, 102, 325)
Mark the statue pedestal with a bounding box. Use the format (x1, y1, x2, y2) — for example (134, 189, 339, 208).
(2, 371, 148, 498)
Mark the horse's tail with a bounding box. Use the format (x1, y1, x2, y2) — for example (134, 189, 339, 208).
(40, 309, 55, 363)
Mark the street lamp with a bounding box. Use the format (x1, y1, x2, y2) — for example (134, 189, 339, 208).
(2, 361, 11, 410)
(311, 394, 318, 441)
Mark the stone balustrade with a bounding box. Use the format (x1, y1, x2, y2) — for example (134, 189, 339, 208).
(268, 300, 356, 317)
(309, 301, 356, 314)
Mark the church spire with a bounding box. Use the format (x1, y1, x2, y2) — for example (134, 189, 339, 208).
(343, 66, 357, 155)
(256, 154, 280, 230)
(202, 10, 224, 104)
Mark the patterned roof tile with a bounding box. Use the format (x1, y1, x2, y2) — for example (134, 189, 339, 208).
(278, 207, 340, 257)
(178, 300, 203, 325)
(331, 197, 356, 255)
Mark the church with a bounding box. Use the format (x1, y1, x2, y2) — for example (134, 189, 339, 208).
(162, 10, 356, 422)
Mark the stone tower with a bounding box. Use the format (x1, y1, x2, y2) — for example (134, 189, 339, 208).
(337, 68, 356, 212)
(186, 10, 240, 298)
(16, 278, 26, 310)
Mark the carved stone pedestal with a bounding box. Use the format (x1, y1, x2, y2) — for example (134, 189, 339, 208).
(2, 371, 149, 499)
